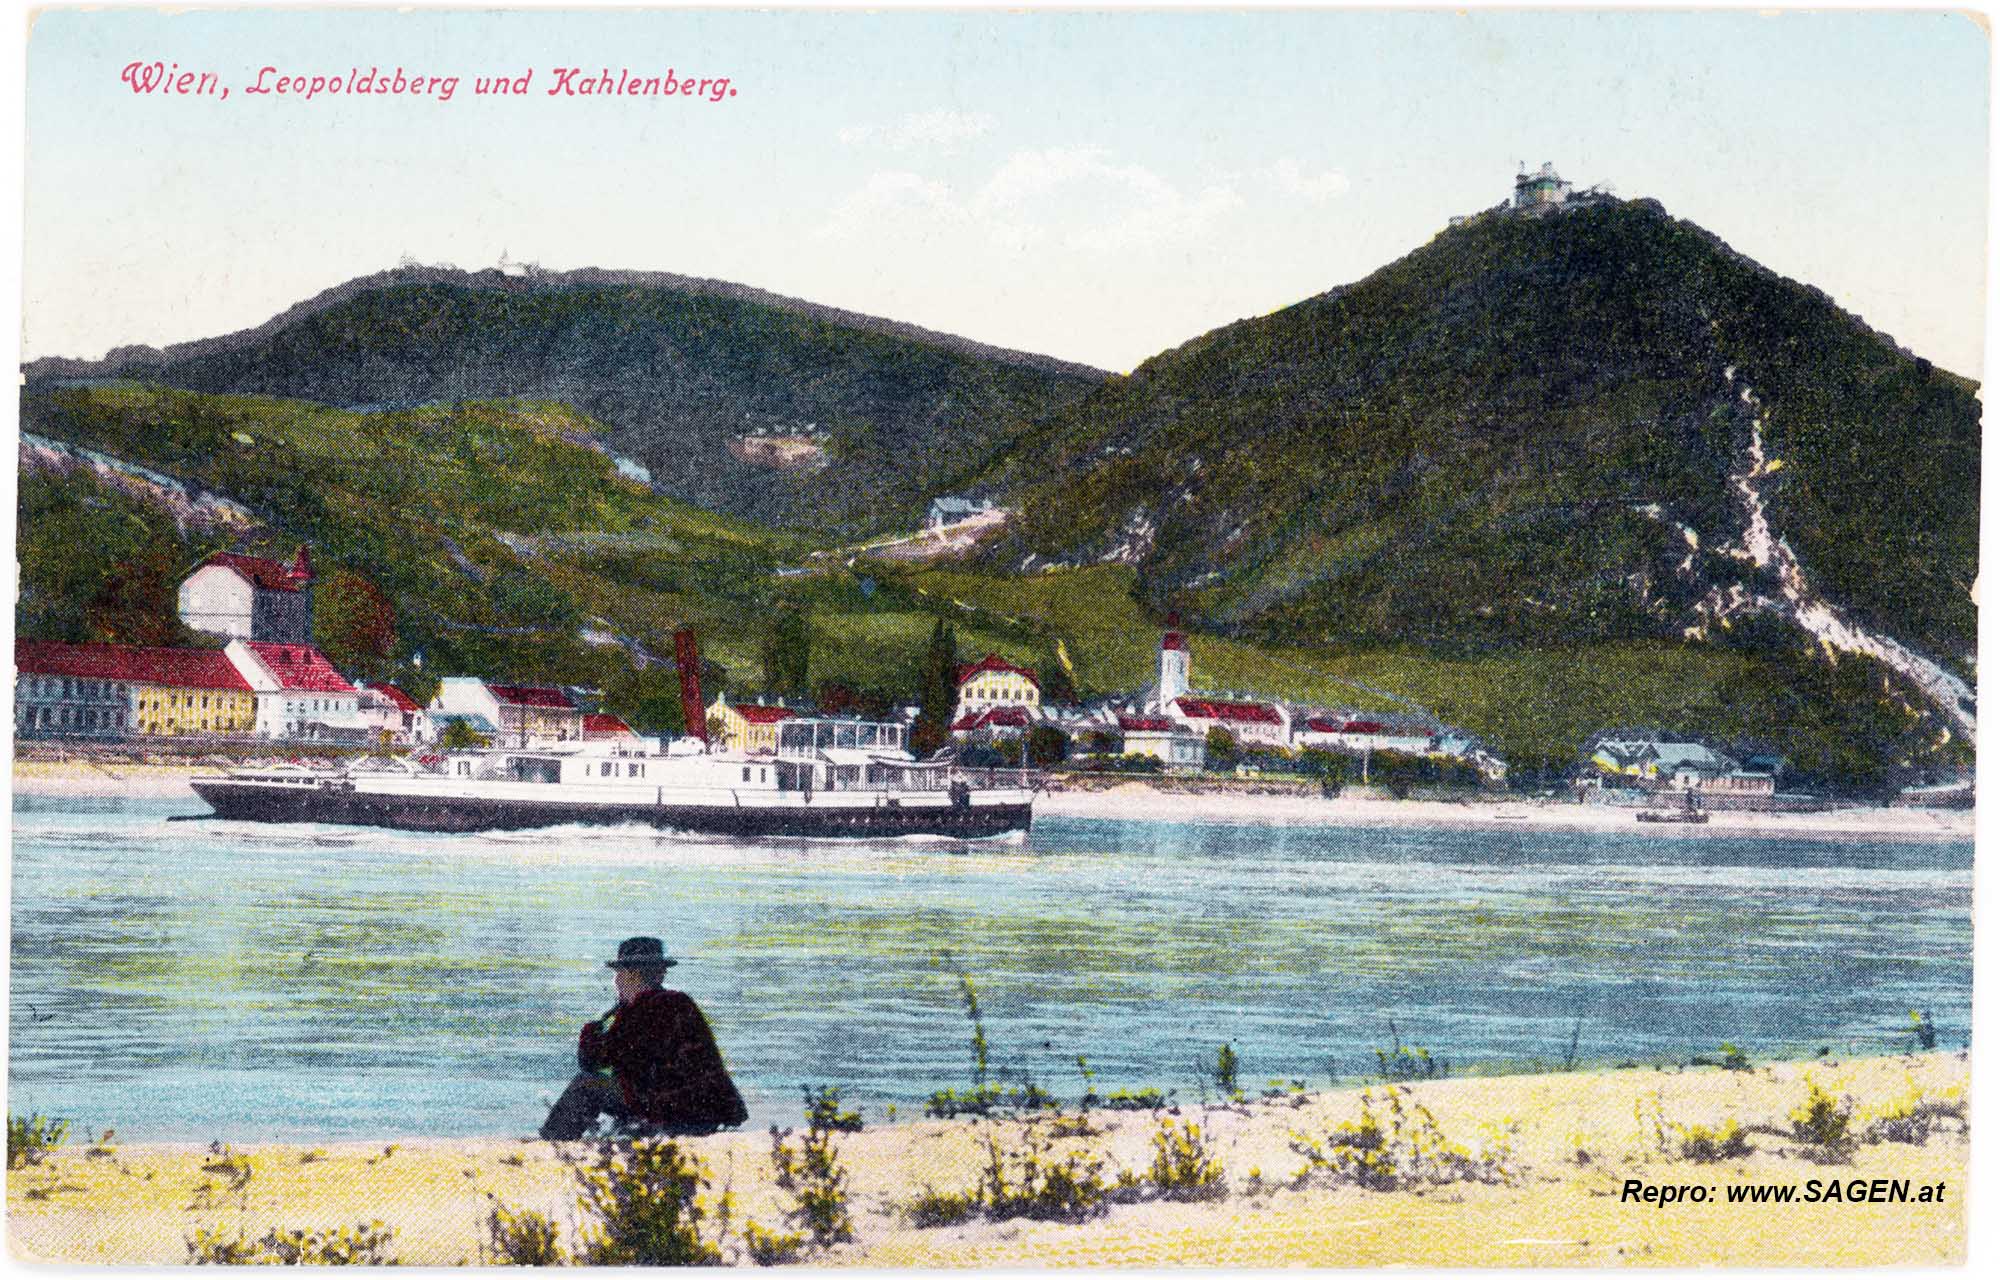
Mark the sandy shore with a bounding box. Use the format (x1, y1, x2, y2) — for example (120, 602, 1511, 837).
(12, 760, 1972, 841)
(1040, 781, 1973, 841)
(6, 1053, 1966, 1266)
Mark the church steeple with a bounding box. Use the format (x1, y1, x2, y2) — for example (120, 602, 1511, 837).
(1158, 611, 1190, 704)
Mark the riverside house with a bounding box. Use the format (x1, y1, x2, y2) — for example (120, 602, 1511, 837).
(954, 654, 1041, 721)
(355, 682, 431, 746)
(177, 548, 315, 644)
(1170, 695, 1291, 749)
(1116, 714, 1206, 769)
(707, 696, 799, 754)
(225, 640, 368, 742)
(14, 640, 256, 739)
(429, 677, 584, 748)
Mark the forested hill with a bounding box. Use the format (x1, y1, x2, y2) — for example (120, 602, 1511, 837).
(22, 265, 1106, 535)
(990, 197, 1979, 674)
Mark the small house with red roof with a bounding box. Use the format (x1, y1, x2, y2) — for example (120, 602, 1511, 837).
(949, 704, 1036, 741)
(1293, 714, 1436, 755)
(583, 712, 642, 745)
(706, 694, 799, 754)
(178, 547, 316, 644)
(224, 639, 367, 741)
(14, 640, 256, 739)
(356, 682, 431, 746)
(1169, 695, 1292, 749)
(428, 676, 583, 748)
(953, 653, 1040, 722)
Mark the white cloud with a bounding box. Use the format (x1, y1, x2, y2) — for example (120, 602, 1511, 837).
(1262, 157, 1351, 203)
(838, 109, 995, 154)
(817, 145, 1244, 256)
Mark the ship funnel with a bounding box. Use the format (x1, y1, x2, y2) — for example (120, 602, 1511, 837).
(674, 628, 707, 746)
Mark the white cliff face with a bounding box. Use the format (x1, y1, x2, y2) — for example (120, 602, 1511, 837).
(1694, 368, 1977, 738)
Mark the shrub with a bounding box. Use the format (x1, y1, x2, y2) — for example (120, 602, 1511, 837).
(569, 1137, 727, 1265)
(761, 1086, 856, 1251)
(902, 1112, 1117, 1228)
(1100, 1087, 1170, 1112)
(7, 1113, 70, 1169)
(1909, 1010, 1938, 1051)
(1211, 1044, 1241, 1100)
(1862, 1076, 1966, 1146)
(1375, 1044, 1447, 1082)
(485, 1202, 566, 1266)
(1147, 1118, 1227, 1201)
(1675, 1119, 1753, 1163)
(1788, 1074, 1855, 1163)
(187, 1222, 398, 1265)
(978, 1118, 1114, 1222)
(1718, 1042, 1751, 1072)
(1290, 1085, 1515, 1191)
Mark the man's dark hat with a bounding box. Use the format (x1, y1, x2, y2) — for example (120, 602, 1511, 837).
(605, 936, 678, 970)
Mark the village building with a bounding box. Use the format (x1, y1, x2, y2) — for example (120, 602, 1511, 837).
(950, 704, 1034, 741)
(926, 496, 993, 529)
(954, 654, 1041, 721)
(1169, 696, 1292, 749)
(1512, 161, 1572, 211)
(583, 713, 642, 744)
(14, 640, 256, 739)
(355, 682, 430, 746)
(1116, 714, 1206, 769)
(177, 548, 316, 644)
(224, 640, 367, 741)
(1582, 732, 1775, 799)
(1294, 714, 1437, 756)
(707, 696, 799, 754)
(428, 677, 584, 748)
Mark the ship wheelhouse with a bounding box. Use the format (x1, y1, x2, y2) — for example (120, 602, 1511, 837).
(774, 717, 947, 793)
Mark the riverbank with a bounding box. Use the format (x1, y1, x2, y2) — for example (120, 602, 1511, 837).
(1040, 779, 1973, 840)
(11, 759, 1972, 840)
(6, 1052, 1966, 1265)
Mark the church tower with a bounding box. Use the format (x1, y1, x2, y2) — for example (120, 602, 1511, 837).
(1158, 611, 1190, 705)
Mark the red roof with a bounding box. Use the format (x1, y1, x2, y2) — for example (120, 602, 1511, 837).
(359, 682, 421, 713)
(955, 653, 1040, 689)
(197, 551, 308, 593)
(584, 713, 636, 735)
(486, 683, 575, 709)
(1341, 720, 1385, 734)
(243, 643, 356, 694)
(1118, 716, 1178, 732)
(733, 704, 799, 725)
(1301, 716, 1342, 733)
(952, 706, 1034, 731)
(1174, 697, 1283, 725)
(15, 640, 251, 691)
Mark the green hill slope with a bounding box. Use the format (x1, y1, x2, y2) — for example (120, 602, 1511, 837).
(25, 267, 1104, 535)
(994, 198, 1978, 671)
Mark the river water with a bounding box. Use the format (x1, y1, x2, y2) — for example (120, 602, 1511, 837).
(7, 795, 1972, 1142)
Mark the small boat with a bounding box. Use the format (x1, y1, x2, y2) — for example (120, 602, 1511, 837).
(1637, 791, 1709, 825)
(188, 717, 1036, 838)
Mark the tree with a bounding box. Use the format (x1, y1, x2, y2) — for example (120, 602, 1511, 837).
(1026, 724, 1069, 767)
(85, 543, 187, 647)
(1204, 726, 1239, 771)
(315, 569, 397, 678)
(603, 665, 686, 738)
(441, 719, 487, 749)
(760, 606, 813, 697)
(913, 618, 959, 751)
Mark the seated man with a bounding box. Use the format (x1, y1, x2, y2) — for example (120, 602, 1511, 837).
(539, 937, 748, 1141)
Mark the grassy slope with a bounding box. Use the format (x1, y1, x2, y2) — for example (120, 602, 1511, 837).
(88, 280, 1103, 535)
(992, 200, 1978, 664)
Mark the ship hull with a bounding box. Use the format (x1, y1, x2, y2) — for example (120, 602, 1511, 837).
(188, 778, 1032, 839)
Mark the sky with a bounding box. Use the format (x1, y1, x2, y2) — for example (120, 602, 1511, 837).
(17, 5, 1992, 377)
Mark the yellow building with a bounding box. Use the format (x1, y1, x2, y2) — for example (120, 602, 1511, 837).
(707, 695, 799, 754)
(13, 642, 256, 738)
(953, 654, 1041, 721)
